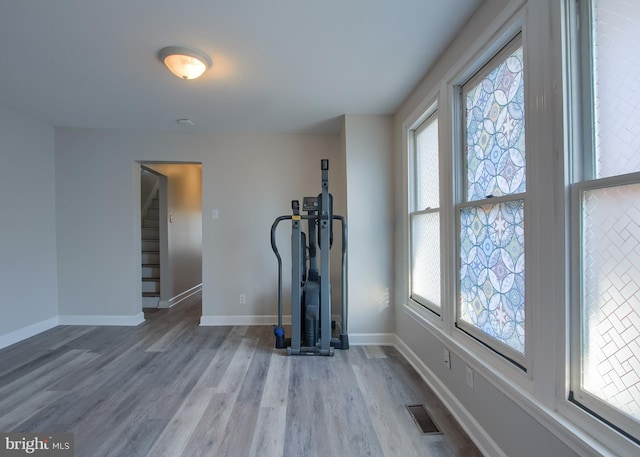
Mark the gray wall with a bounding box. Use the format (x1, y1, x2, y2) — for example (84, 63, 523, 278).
(0, 106, 58, 343)
(52, 124, 394, 338)
(53, 129, 348, 324)
(140, 168, 159, 208)
(343, 115, 394, 337)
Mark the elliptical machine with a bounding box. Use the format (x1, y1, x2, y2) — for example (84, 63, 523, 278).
(271, 159, 349, 356)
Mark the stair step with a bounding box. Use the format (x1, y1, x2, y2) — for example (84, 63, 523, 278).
(142, 265, 160, 278)
(142, 279, 160, 293)
(143, 218, 159, 228)
(142, 253, 160, 264)
(147, 208, 160, 218)
(142, 294, 160, 308)
(142, 228, 159, 240)
(150, 198, 160, 209)
(142, 240, 159, 251)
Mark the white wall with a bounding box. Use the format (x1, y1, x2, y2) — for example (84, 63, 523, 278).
(0, 105, 58, 346)
(343, 115, 394, 338)
(144, 163, 202, 303)
(54, 129, 347, 326)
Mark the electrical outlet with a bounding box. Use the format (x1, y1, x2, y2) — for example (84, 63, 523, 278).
(466, 365, 474, 390)
(443, 349, 451, 370)
(239, 294, 246, 304)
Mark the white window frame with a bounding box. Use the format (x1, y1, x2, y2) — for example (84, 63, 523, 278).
(570, 173, 640, 443)
(567, 0, 640, 444)
(409, 107, 442, 315)
(454, 33, 528, 368)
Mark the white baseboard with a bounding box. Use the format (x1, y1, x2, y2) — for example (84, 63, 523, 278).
(0, 317, 59, 350)
(200, 315, 292, 326)
(159, 283, 202, 309)
(58, 312, 145, 326)
(349, 333, 395, 346)
(394, 336, 506, 457)
(198, 316, 392, 346)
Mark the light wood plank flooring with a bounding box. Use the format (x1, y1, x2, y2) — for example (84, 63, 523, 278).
(0, 301, 482, 457)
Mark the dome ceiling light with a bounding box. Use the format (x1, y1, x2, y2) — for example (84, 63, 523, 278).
(158, 46, 212, 80)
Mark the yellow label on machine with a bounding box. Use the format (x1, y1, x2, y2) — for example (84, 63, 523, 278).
(292, 215, 301, 221)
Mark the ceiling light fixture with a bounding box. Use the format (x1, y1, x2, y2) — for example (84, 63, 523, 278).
(158, 46, 212, 80)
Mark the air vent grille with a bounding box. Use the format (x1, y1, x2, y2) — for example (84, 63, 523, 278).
(406, 404, 442, 435)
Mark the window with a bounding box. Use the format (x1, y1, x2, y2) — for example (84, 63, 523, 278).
(457, 35, 526, 362)
(570, 0, 640, 441)
(410, 110, 441, 313)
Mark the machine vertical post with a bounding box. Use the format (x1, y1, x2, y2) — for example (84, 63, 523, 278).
(290, 201, 302, 354)
(319, 161, 332, 354)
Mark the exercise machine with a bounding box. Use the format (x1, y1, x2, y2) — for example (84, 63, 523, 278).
(271, 159, 349, 356)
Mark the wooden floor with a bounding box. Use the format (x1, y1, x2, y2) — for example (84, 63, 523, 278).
(0, 301, 482, 457)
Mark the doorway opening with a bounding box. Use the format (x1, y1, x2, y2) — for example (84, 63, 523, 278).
(138, 162, 202, 315)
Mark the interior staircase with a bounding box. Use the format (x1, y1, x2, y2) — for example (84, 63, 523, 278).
(142, 190, 161, 308)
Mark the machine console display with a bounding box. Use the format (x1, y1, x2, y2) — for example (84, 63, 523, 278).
(302, 196, 319, 212)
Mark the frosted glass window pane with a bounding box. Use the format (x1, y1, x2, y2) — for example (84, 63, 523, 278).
(411, 212, 441, 307)
(459, 200, 525, 353)
(465, 46, 525, 201)
(416, 118, 439, 210)
(582, 182, 640, 421)
(593, 0, 640, 178)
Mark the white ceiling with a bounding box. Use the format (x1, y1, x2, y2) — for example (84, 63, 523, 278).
(0, 0, 481, 134)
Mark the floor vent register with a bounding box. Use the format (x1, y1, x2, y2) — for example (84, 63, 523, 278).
(406, 404, 442, 435)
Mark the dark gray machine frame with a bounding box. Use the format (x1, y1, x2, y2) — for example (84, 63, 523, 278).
(271, 159, 349, 356)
